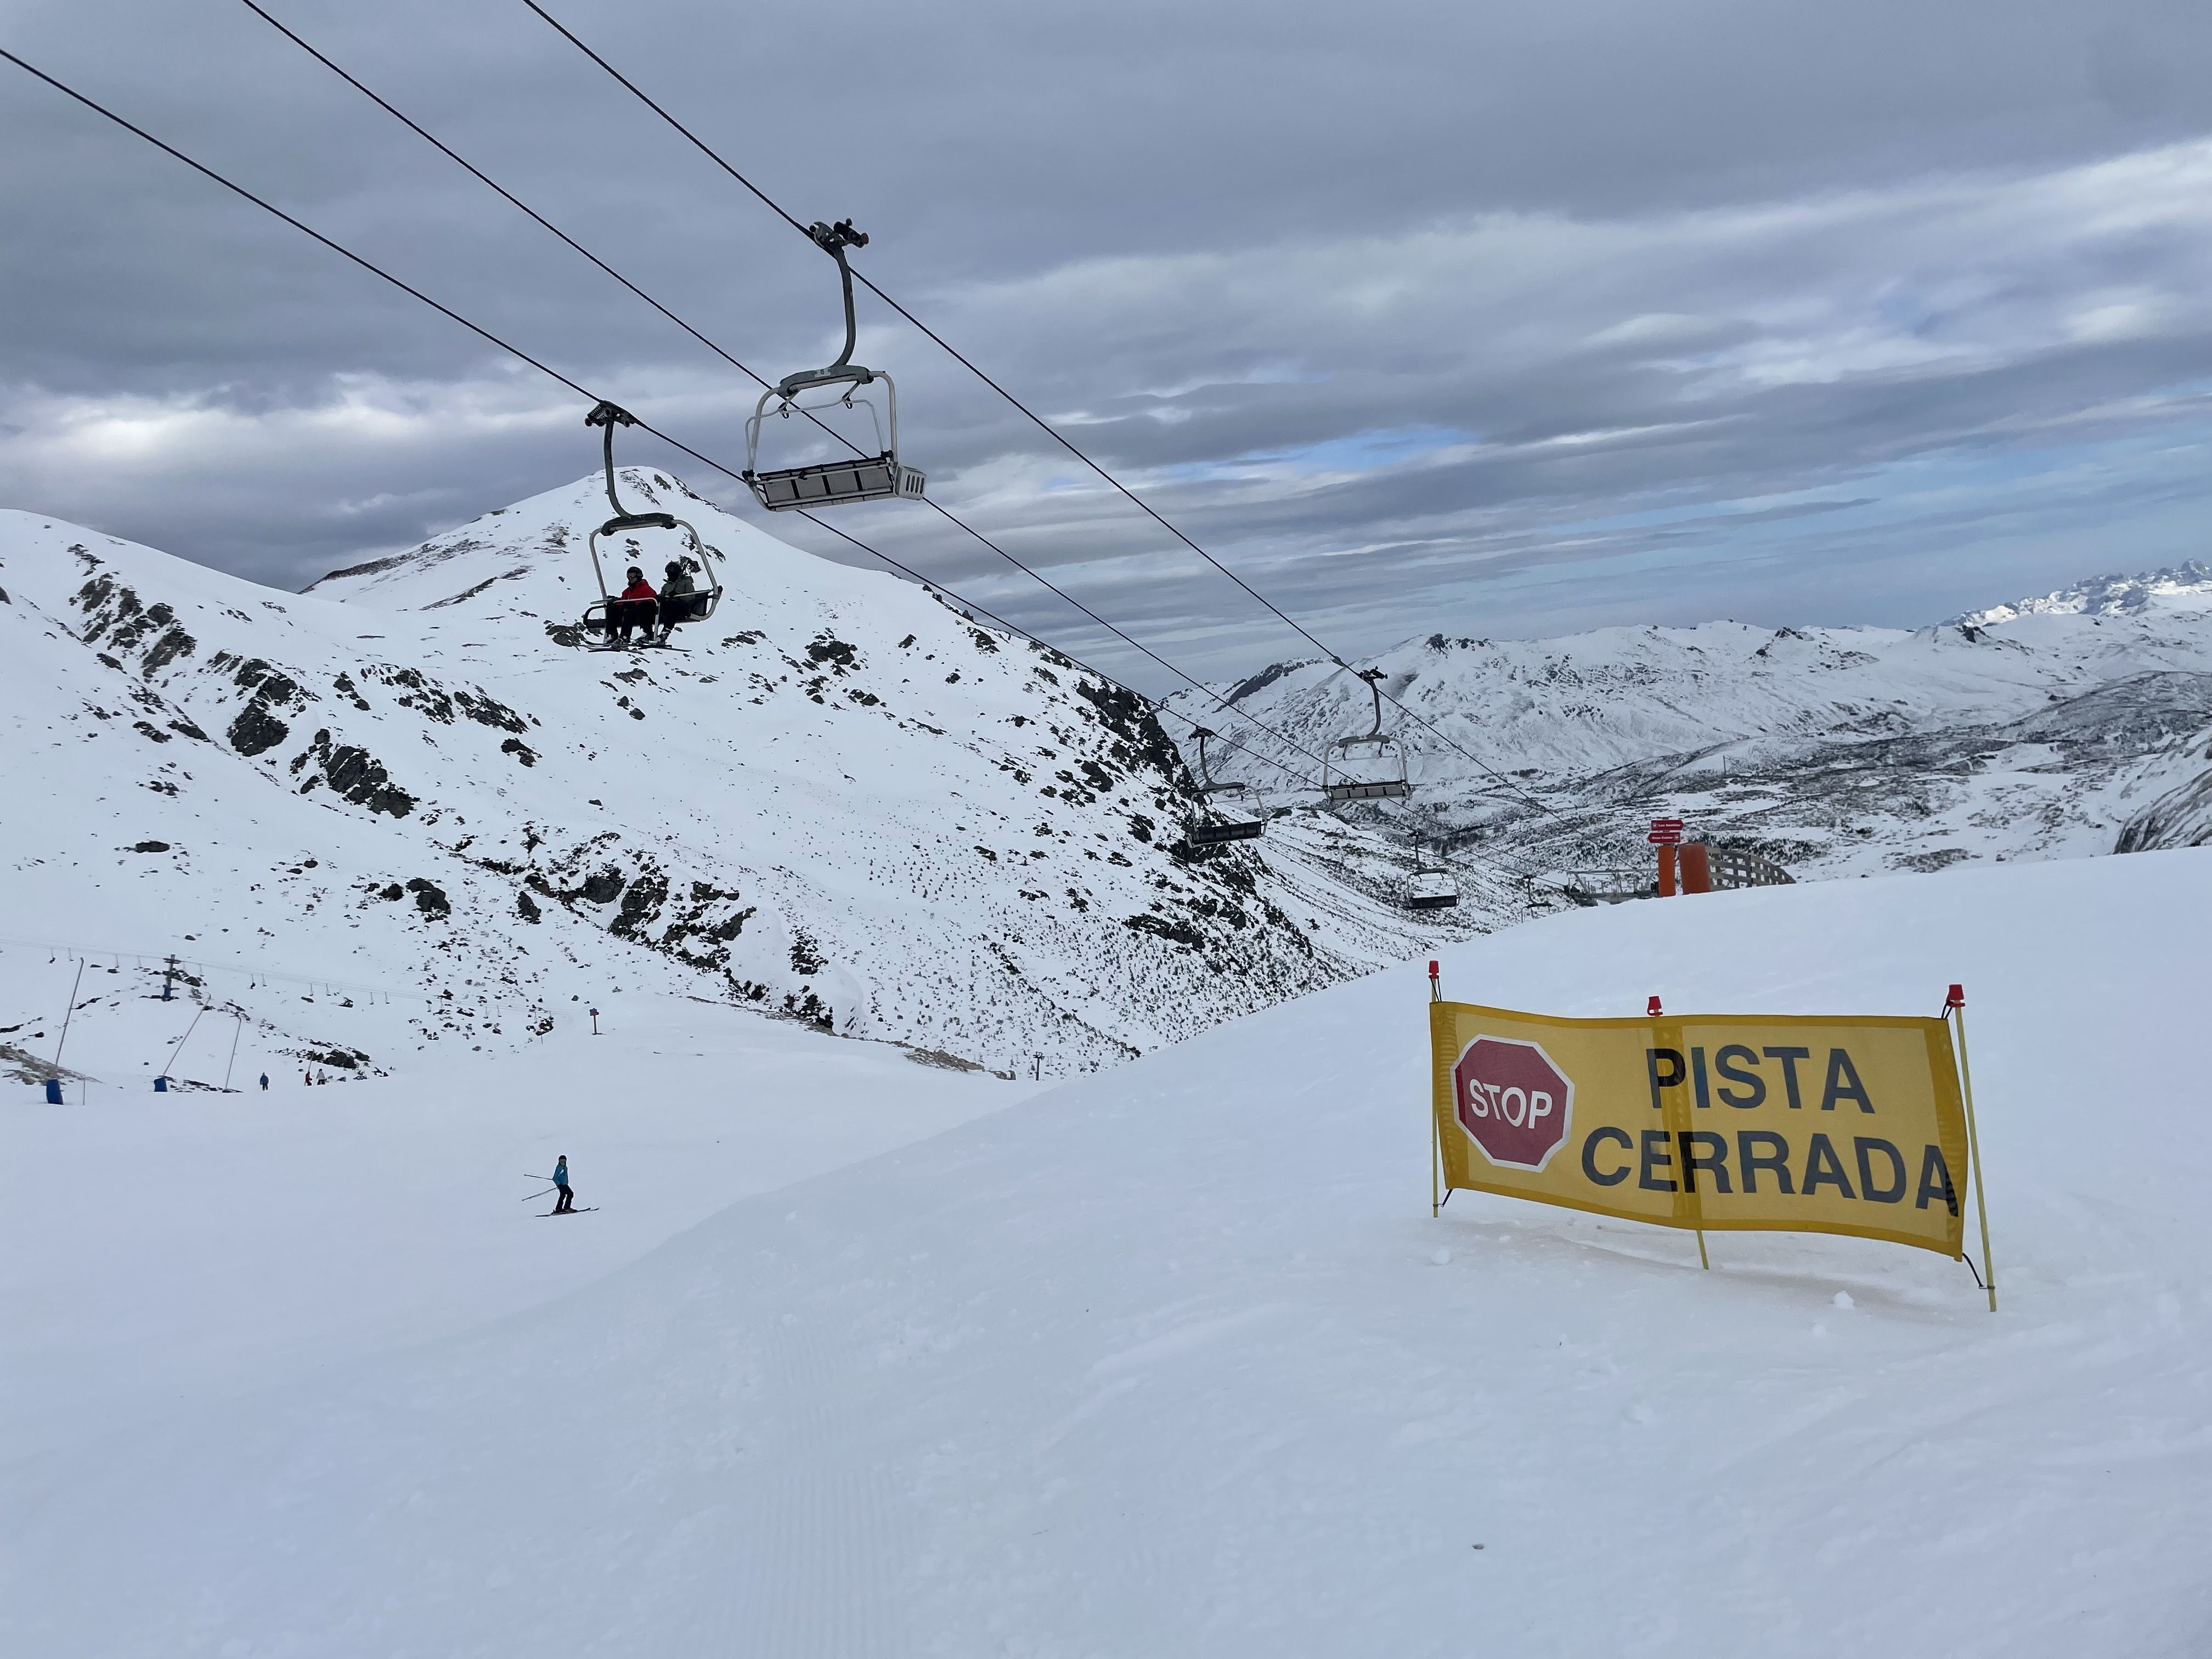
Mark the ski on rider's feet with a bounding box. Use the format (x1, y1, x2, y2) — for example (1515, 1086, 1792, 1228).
(540, 1207, 599, 1216)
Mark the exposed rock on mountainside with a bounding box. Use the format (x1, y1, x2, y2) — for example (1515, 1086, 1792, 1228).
(0, 477, 1491, 1083)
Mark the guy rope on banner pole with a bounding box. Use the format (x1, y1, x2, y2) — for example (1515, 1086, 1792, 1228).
(1946, 983, 1997, 1313)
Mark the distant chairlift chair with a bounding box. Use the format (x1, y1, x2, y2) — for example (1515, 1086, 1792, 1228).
(1183, 726, 1267, 851)
(743, 219, 926, 511)
(1322, 669, 1412, 803)
(576, 402, 725, 651)
(1405, 850, 1460, 911)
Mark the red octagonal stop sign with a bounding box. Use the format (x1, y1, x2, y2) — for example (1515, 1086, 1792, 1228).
(1453, 1036, 1575, 1170)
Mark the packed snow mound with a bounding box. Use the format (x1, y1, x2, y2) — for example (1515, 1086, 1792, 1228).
(1953, 558, 2212, 627)
(1177, 569, 2212, 887)
(0, 479, 1505, 1082)
(5, 849, 2205, 1654)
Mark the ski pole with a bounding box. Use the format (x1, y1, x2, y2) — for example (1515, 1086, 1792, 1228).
(519, 1186, 556, 1203)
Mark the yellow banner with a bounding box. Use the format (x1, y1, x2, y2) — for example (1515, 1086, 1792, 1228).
(1430, 1001, 1970, 1256)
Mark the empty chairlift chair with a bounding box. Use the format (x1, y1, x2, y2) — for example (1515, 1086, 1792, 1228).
(1183, 727, 1267, 849)
(1405, 851, 1460, 911)
(1323, 669, 1411, 803)
(744, 219, 926, 511)
(576, 402, 725, 650)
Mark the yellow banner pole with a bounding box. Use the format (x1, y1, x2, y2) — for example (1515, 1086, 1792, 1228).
(1949, 987, 1996, 1313)
(1430, 961, 1442, 1218)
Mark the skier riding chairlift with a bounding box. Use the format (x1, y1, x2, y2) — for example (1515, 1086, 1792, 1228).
(574, 402, 725, 651)
(1323, 669, 1412, 803)
(1182, 726, 1266, 850)
(742, 219, 926, 511)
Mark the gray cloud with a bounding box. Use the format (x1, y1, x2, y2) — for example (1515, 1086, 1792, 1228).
(4, 0, 2212, 685)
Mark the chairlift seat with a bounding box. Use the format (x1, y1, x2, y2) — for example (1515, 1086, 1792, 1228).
(1188, 819, 1265, 846)
(745, 453, 924, 511)
(657, 589, 719, 627)
(1406, 891, 1460, 911)
(1325, 777, 1411, 803)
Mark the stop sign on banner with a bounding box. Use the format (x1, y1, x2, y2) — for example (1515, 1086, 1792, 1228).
(1647, 817, 1685, 845)
(1452, 1036, 1575, 1170)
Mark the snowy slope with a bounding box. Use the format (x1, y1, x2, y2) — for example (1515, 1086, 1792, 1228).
(3, 847, 2203, 1655)
(1172, 563, 2212, 887)
(0, 478, 1503, 1084)
(0, 994, 1035, 1462)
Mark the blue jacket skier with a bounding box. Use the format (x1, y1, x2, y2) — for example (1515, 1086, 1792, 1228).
(552, 1155, 575, 1214)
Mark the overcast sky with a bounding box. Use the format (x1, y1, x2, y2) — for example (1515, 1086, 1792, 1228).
(5, 0, 2212, 685)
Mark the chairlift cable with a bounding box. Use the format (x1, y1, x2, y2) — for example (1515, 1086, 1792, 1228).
(520, 0, 1559, 820)
(7, 37, 1543, 883)
(216, 4, 1338, 787)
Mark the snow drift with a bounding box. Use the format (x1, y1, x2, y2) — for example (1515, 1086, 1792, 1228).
(5, 847, 2205, 1655)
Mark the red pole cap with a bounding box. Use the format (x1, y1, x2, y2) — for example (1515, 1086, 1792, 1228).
(1647, 995, 1663, 1017)
(1428, 960, 1440, 978)
(1945, 984, 1964, 1009)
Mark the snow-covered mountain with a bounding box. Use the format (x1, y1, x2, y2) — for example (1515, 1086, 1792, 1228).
(1171, 562, 2212, 887)
(0, 475, 1507, 1086)
(1951, 560, 2212, 628)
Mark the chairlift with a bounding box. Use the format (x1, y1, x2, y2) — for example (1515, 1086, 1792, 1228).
(1182, 726, 1266, 848)
(575, 402, 726, 651)
(1405, 849, 1460, 911)
(1323, 669, 1411, 802)
(744, 219, 926, 511)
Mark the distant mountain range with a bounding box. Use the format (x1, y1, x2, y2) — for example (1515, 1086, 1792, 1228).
(1170, 562, 2212, 889)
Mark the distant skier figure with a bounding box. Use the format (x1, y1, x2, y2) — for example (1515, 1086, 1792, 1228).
(611, 566, 656, 646)
(259, 1073, 268, 1091)
(551, 1155, 575, 1214)
(657, 558, 697, 636)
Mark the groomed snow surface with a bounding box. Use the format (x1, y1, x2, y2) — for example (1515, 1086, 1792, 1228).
(6, 849, 2208, 1656)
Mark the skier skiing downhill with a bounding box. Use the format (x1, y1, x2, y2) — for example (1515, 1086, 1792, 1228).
(551, 1155, 575, 1215)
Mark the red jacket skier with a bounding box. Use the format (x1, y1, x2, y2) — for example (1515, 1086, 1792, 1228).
(610, 566, 657, 645)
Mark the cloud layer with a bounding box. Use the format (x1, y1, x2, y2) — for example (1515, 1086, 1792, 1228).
(4, 0, 2212, 683)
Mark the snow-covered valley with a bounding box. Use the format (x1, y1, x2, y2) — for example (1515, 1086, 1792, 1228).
(1173, 561, 2212, 893)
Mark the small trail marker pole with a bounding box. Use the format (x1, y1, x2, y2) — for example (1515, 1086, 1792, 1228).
(589, 1007, 600, 1035)
(1429, 962, 1443, 1218)
(1948, 984, 1996, 1313)
(52, 956, 86, 1075)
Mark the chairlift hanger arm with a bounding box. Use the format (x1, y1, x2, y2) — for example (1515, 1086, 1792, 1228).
(777, 218, 874, 398)
(585, 400, 677, 531)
